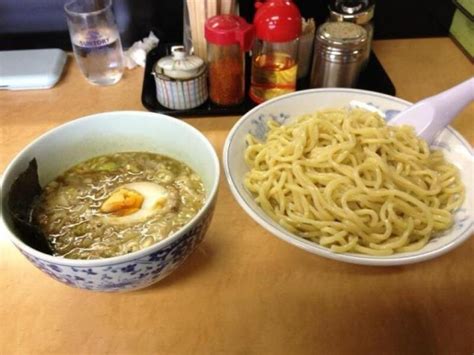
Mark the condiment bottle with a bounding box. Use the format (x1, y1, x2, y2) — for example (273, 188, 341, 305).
(328, 0, 375, 66)
(152, 46, 208, 110)
(250, 0, 302, 104)
(309, 21, 368, 88)
(205, 15, 254, 106)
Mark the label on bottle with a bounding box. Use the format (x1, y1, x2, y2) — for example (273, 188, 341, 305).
(250, 53, 298, 103)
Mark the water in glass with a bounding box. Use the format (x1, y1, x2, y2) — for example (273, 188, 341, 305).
(71, 27, 124, 85)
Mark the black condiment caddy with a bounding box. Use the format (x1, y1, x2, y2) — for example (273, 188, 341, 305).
(141, 43, 395, 117)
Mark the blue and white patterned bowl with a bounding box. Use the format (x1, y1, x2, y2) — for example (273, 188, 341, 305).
(224, 89, 473, 266)
(1, 111, 220, 291)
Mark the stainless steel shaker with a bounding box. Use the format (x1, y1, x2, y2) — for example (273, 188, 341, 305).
(309, 21, 368, 88)
(329, 0, 375, 65)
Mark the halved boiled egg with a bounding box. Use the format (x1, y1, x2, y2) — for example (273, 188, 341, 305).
(100, 182, 177, 225)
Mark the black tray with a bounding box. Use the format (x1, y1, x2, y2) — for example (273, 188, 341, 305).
(141, 44, 396, 117)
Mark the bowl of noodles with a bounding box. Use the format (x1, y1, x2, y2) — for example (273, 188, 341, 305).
(223, 89, 473, 265)
(1, 111, 220, 291)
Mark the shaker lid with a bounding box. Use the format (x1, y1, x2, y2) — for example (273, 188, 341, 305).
(329, 0, 375, 25)
(317, 22, 367, 49)
(254, 0, 302, 42)
(205, 15, 254, 51)
(156, 46, 205, 80)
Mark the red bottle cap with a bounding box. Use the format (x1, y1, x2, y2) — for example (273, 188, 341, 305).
(205, 15, 255, 51)
(254, 0, 302, 42)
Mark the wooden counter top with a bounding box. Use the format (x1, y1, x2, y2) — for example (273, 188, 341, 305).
(0, 37, 473, 355)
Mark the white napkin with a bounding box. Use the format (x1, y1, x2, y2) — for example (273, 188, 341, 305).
(124, 32, 159, 69)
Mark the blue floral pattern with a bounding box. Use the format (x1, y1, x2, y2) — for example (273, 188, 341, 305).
(249, 112, 291, 140)
(427, 207, 472, 245)
(18, 203, 215, 292)
(248, 105, 403, 142)
(223, 89, 474, 266)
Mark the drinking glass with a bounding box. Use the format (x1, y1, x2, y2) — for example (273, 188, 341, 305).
(65, 0, 124, 85)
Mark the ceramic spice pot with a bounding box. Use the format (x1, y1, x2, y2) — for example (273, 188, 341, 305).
(152, 46, 208, 110)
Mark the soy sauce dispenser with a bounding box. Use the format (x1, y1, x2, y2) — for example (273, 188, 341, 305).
(249, 0, 302, 104)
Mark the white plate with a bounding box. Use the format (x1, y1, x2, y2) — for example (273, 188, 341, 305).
(224, 89, 474, 266)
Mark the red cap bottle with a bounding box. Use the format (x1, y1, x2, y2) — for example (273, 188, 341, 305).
(254, 0, 302, 42)
(250, 0, 302, 103)
(205, 15, 254, 106)
(205, 15, 254, 51)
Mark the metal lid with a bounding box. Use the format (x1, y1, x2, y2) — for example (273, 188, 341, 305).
(329, 0, 375, 25)
(316, 22, 367, 49)
(155, 46, 205, 80)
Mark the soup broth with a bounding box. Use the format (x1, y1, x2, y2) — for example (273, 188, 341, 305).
(33, 152, 206, 259)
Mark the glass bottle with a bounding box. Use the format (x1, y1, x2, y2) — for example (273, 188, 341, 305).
(249, 0, 302, 104)
(205, 15, 254, 106)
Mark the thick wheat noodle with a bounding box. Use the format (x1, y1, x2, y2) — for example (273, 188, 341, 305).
(244, 108, 465, 255)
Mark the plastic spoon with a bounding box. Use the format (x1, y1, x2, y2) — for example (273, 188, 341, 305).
(388, 77, 474, 143)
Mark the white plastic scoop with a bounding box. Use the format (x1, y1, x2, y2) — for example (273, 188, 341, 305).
(388, 77, 474, 144)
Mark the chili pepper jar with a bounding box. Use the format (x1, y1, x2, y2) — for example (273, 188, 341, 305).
(250, 0, 302, 104)
(205, 15, 254, 106)
(152, 45, 208, 110)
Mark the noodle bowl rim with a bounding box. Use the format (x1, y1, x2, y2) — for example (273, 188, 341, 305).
(223, 88, 473, 266)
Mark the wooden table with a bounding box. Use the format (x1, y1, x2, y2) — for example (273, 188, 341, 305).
(1, 38, 473, 355)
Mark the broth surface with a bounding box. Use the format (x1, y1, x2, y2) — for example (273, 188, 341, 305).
(34, 152, 205, 259)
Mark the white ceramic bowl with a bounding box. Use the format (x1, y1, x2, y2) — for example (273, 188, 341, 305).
(224, 89, 473, 266)
(1, 111, 220, 291)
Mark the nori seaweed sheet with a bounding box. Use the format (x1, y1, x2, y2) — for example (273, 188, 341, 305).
(7, 159, 53, 255)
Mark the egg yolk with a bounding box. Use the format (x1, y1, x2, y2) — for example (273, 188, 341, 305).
(100, 188, 144, 216)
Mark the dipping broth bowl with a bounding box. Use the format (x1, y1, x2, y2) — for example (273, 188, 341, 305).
(0, 111, 220, 292)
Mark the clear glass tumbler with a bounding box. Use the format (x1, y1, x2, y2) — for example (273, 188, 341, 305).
(65, 0, 124, 86)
